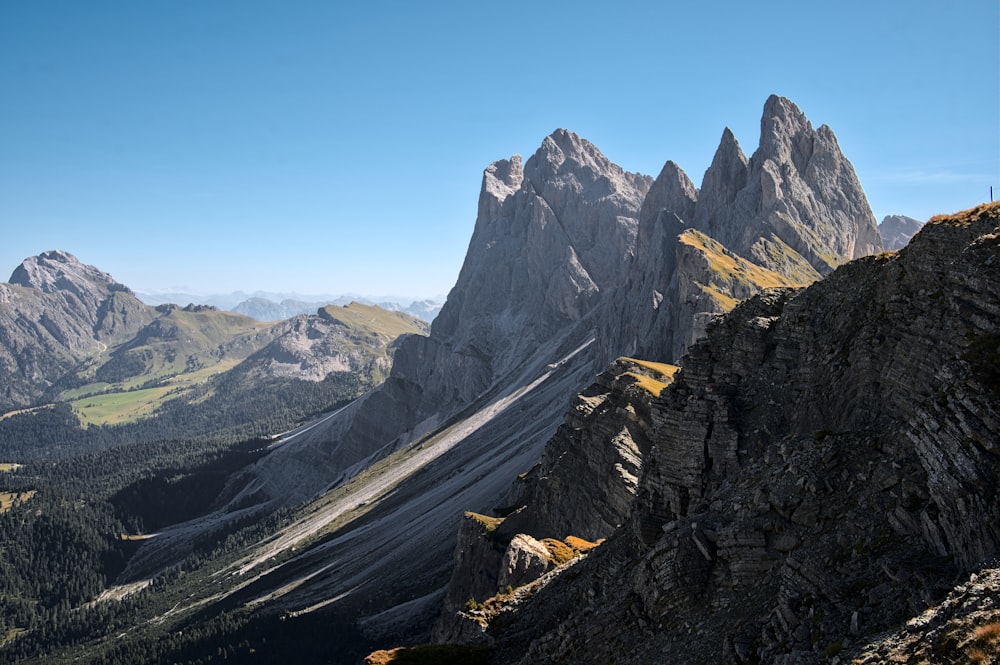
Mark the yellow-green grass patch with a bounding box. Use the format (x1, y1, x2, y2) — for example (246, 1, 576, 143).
(465, 512, 504, 534)
(0, 404, 55, 421)
(1, 628, 26, 646)
(365, 644, 490, 665)
(71, 386, 177, 426)
(680, 230, 801, 289)
(0, 463, 22, 473)
(620, 358, 679, 380)
(320, 302, 429, 339)
(929, 201, 1000, 228)
(0, 490, 36, 513)
(625, 372, 668, 397)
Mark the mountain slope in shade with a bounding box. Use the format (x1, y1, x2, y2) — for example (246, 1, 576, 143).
(452, 203, 1000, 664)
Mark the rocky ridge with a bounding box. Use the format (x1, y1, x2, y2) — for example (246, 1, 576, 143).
(433, 357, 675, 642)
(448, 202, 1000, 664)
(602, 95, 882, 364)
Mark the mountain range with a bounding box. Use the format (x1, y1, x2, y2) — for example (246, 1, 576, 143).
(90, 96, 888, 645)
(0, 251, 428, 429)
(136, 290, 443, 323)
(0, 95, 990, 665)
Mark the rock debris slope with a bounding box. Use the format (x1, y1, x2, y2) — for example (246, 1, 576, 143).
(224, 129, 651, 506)
(460, 202, 1000, 664)
(118, 130, 653, 620)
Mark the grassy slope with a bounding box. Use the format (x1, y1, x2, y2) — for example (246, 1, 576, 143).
(59, 309, 275, 426)
(56, 304, 426, 427)
(679, 229, 817, 312)
(319, 302, 429, 340)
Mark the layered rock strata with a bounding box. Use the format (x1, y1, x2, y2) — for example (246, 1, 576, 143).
(477, 202, 1000, 664)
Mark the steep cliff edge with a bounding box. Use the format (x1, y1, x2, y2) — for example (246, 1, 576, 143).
(475, 202, 1000, 664)
(603, 95, 882, 364)
(433, 358, 675, 642)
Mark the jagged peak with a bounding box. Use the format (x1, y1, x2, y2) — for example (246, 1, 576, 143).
(640, 160, 698, 224)
(481, 154, 524, 204)
(8, 250, 129, 295)
(698, 127, 748, 204)
(527, 128, 620, 185)
(756, 95, 818, 171)
(715, 128, 749, 168)
(760, 94, 812, 135)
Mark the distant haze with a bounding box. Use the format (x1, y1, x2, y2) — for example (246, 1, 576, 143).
(1, 2, 995, 297)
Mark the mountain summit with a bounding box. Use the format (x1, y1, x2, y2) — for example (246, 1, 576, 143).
(603, 94, 883, 363)
(0, 251, 155, 407)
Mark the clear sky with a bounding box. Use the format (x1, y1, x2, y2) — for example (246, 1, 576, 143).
(2, 1, 997, 299)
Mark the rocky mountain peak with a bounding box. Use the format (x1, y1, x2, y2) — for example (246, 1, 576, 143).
(603, 96, 882, 365)
(879, 213, 924, 250)
(484, 154, 524, 196)
(10, 250, 129, 296)
(757, 94, 814, 166)
(638, 160, 698, 232)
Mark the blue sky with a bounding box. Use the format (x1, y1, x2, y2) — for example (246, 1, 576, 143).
(2, 1, 997, 299)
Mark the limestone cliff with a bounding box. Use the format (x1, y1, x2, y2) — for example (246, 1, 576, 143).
(474, 202, 1000, 664)
(603, 95, 882, 364)
(236, 130, 651, 505)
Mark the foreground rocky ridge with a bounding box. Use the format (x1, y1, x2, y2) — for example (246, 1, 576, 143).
(454, 202, 1000, 663)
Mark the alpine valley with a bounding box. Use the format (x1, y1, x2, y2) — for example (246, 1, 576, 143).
(0, 96, 995, 665)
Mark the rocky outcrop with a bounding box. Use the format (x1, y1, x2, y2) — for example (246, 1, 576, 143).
(603, 95, 882, 364)
(853, 565, 1000, 664)
(434, 358, 674, 641)
(879, 213, 924, 250)
(0, 251, 156, 409)
(480, 202, 1000, 664)
(497, 358, 672, 542)
(236, 302, 428, 383)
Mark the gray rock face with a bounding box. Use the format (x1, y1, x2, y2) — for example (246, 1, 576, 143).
(878, 213, 924, 250)
(481, 203, 1000, 664)
(0, 251, 156, 409)
(498, 534, 553, 591)
(433, 130, 650, 376)
(232, 303, 428, 383)
(498, 358, 662, 542)
(241, 129, 651, 507)
(602, 95, 883, 364)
